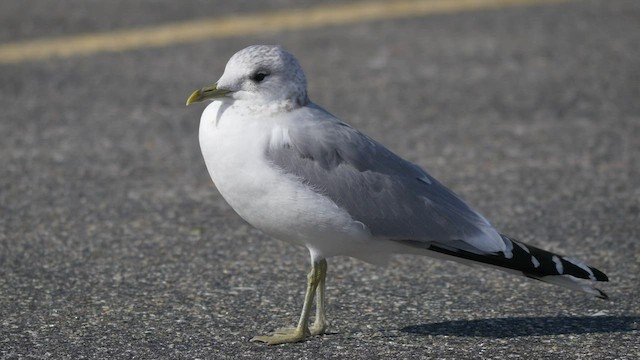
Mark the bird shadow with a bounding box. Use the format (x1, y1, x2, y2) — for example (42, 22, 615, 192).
(400, 315, 639, 338)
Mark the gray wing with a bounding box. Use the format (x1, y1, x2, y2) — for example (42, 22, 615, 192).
(266, 103, 507, 254)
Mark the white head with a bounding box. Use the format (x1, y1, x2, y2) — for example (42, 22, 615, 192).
(187, 45, 309, 108)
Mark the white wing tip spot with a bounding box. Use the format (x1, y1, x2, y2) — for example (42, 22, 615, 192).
(552, 255, 563, 274)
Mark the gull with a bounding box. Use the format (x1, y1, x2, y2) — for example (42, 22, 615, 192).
(186, 45, 608, 345)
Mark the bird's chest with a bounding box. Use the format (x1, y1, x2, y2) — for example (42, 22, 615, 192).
(198, 104, 275, 217)
(197, 104, 312, 240)
(197, 102, 366, 248)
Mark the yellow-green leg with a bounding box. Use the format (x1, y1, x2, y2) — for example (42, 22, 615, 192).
(251, 259, 328, 345)
(310, 259, 328, 336)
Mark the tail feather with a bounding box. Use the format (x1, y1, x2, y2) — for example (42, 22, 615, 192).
(420, 234, 608, 299)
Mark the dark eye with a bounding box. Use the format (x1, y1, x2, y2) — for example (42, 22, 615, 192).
(251, 71, 269, 82)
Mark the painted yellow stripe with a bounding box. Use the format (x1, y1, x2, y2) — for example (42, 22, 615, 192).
(0, 0, 571, 65)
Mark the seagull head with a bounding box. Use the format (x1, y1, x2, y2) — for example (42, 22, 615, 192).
(186, 45, 309, 108)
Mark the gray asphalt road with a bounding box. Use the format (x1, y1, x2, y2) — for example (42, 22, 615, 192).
(1, 0, 639, 358)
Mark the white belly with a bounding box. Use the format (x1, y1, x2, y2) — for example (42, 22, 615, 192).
(198, 102, 395, 262)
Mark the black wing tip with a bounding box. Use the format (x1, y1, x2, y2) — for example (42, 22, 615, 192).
(595, 288, 609, 300)
(501, 234, 610, 282)
(591, 267, 609, 282)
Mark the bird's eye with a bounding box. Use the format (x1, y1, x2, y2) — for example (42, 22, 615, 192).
(251, 71, 269, 82)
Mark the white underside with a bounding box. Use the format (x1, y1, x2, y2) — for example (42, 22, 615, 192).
(199, 101, 409, 265)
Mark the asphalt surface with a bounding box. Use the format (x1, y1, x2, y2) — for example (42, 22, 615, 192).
(1, 0, 639, 358)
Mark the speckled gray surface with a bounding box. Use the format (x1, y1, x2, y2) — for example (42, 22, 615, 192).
(1, 0, 639, 358)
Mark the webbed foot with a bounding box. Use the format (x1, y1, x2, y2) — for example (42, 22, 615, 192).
(251, 326, 310, 345)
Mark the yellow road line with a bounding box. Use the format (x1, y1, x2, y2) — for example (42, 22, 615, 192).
(0, 0, 571, 65)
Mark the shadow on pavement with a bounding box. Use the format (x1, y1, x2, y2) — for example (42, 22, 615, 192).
(401, 316, 639, 338)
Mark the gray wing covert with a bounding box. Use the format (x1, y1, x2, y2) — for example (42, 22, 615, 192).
(265, 104, 505, 253)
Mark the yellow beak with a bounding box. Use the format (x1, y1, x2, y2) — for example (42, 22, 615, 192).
(186, 83, 232, 106)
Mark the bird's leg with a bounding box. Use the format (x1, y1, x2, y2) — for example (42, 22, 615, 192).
(310, 259, 328, 336)
(251, 259, 325, 345)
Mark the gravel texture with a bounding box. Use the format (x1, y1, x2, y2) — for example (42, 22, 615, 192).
(1, 0, 639, 358)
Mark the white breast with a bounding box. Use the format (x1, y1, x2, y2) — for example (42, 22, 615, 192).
(198, 101, 396, 263)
